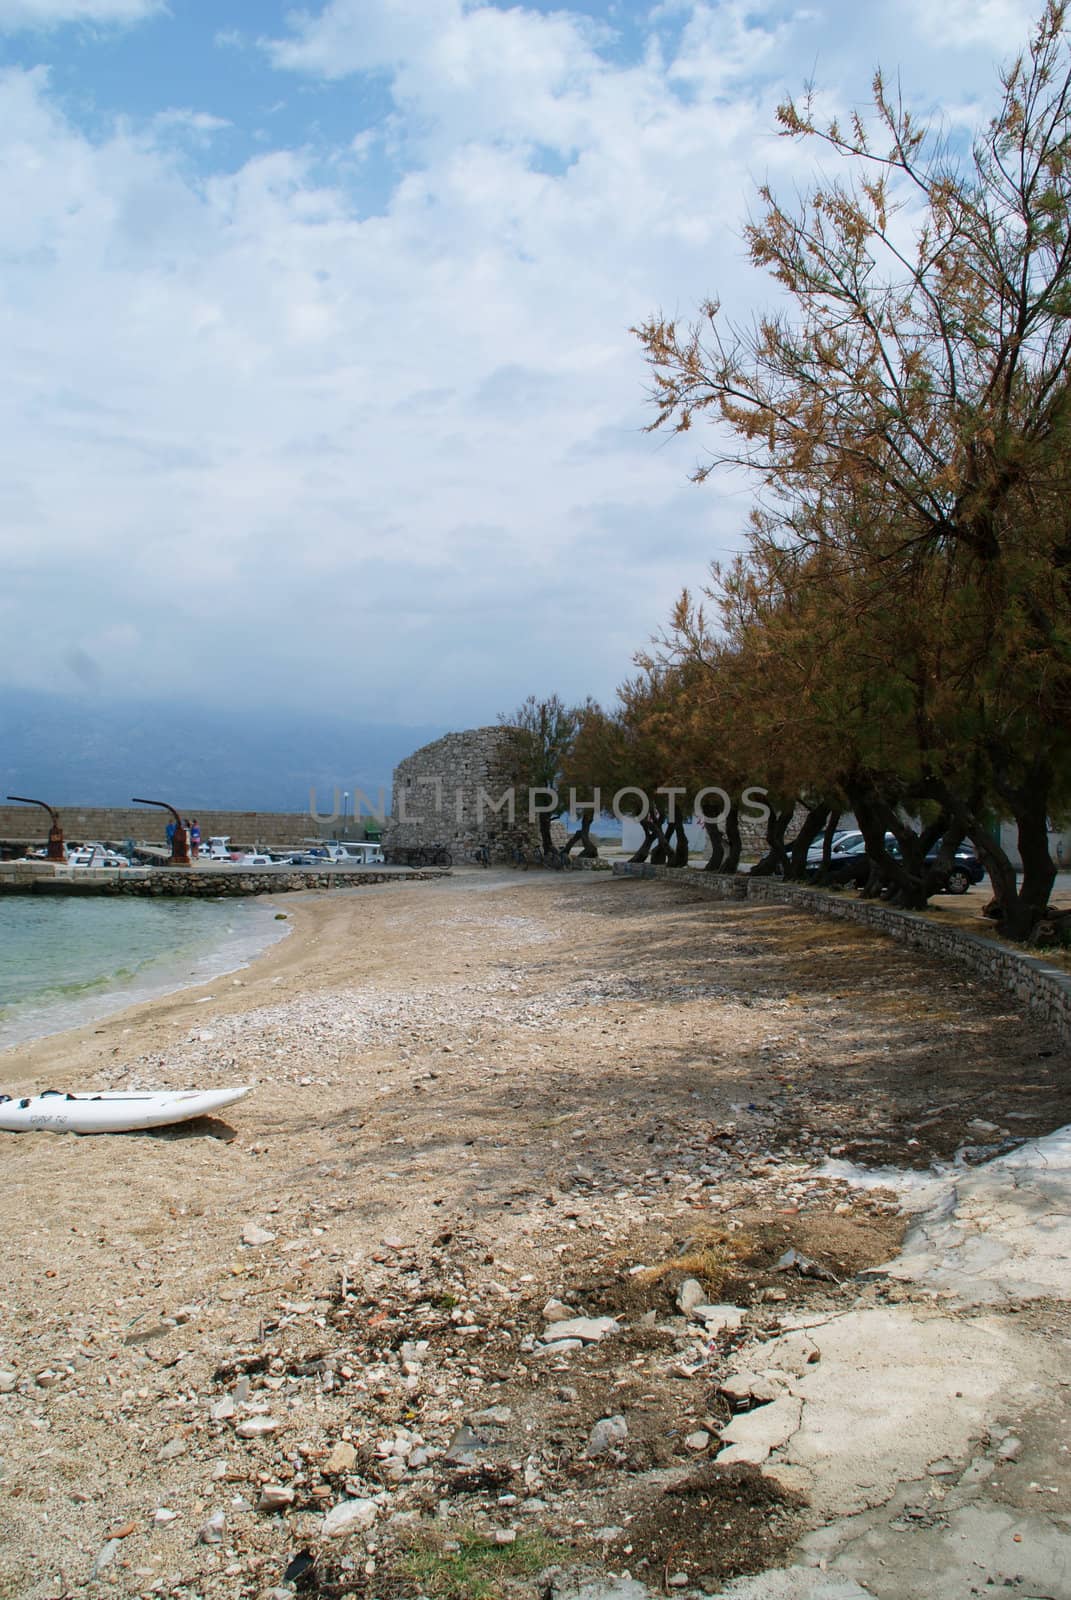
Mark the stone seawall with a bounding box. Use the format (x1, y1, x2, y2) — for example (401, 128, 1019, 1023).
(0, 866, 449, 897)
(0, 807, 325, 849)
(614, 862, 1071, 1044)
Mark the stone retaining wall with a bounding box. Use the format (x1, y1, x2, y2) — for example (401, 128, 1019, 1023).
(0, 865, 449, 897)
(614, 862, 1071, 1043)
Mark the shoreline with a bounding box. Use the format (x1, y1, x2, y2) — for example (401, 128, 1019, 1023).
(0, 889, 340, 1083)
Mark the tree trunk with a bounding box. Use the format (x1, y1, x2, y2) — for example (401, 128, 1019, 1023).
(670, 817, 690, 867)
(786, 803, 830, 880)
(628, 816, 659, 863)
(818, 811, 842, 872)
(648, 809, 673, 866)
(564, 815, 598, 858)
(751, 806, 795, 877)
(704, 820, 725, 871)
(723, 803, 742, 873)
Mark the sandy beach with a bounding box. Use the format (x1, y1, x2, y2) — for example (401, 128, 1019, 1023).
(1, 870, 1068, 1600)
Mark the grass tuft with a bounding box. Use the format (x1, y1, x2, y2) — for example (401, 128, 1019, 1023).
(635, 1225, 752, 1297)
(399, 1529, 568, 1600)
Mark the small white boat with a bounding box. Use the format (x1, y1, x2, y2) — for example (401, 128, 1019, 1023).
(0, 1085, 252, 1134)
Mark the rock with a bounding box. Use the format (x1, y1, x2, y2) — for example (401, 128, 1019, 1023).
(542, 1298, 573, 1322)
(322, 1497, 378, 1538)
(494, 1529, 517, 1545)
(533, 1338, 584, 1356)
(775, 1248, 836, 1281)
(106, 1521, 137, 1540)
(211, 1396, 236, 1422)
(90, 1539, 121, 1579)
(198, 1511, 226, 1544)
(719, 1370, 789, 1405)
(685, 1429, 711, 1451)
(469, 1406, 513, 1427)
(235, 1415, 280, 1439)
(586, 1414, 629, 1457)
(716, 1396, 804, 1467)
(152, 1508, 179, 1525)
(258, 1485, 296, 1512)
(444, 1425, 487, 1463)
(692, 1304, 745, 1333)
(156, 1436, 188, 1463)
(323, 1441, 357, 1474)
(0, 1369, 17, 1394)
(997, 1436, 1023, 1461)
(542, 1316, 617, 1344)
(242, 1223, 276, 1247)
(677, 1278, 706, 1315)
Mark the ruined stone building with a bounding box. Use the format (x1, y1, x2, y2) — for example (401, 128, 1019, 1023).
(385, 727, 538, 860)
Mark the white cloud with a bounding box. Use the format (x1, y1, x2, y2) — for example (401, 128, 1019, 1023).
(0, 1, 1048, 722)
(906, 0, 1040, 52)
(0, 0, 160, 30)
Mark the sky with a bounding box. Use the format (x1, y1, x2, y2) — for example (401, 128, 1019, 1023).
(0, 0, 1045, 728)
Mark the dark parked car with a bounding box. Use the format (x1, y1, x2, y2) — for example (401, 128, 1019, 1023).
(807, 838, 985, 894)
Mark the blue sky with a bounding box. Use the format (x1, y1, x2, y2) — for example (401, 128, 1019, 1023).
(0, 0, 1044, 723)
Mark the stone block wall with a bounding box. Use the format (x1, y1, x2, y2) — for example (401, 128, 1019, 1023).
(0, 806, 317, 851)
(386, 727, 539, 860)
(614, 863, 1071, 1044)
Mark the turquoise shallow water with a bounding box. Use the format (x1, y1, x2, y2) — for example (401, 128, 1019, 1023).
(0, 896, 289, 1049)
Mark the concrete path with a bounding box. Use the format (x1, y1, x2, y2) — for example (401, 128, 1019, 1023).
(701, 1128, 1071, 1599)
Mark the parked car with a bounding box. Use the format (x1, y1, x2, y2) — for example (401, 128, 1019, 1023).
(807, 835, 984, 893)
(805, 828, 860, 865)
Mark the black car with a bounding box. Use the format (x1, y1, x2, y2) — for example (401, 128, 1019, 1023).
(807, 838, 985, 894)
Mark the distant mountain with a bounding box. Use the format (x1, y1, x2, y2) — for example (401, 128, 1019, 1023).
(0, 688, 446, 813)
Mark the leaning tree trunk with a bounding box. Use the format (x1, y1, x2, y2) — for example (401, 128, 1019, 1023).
(751, 806, 795, 877)
(628, 816, 660, 863)
(648, 809, 673, 865)
(563, 815, 598, 858)
(786, 803, 831, 880)
(669, 817, 690, 867)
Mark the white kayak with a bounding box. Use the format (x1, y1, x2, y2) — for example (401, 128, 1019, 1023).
(0, 1085, 252, 1134)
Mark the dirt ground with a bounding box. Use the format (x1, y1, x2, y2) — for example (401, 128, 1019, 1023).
(0, 869, 1066, 1600)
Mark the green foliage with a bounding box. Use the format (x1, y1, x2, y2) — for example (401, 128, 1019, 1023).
(399, 1529, 569, 1600)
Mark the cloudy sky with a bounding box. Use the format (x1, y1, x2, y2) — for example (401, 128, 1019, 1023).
(0, 0, 1042, 726)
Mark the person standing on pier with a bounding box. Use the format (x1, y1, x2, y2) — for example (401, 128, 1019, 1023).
(190, 819, 201, 860)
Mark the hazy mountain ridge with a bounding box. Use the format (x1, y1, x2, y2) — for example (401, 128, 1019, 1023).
(0, 689, 445, 811)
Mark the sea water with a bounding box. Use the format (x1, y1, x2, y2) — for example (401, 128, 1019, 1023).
(0, 896, 289, 1050)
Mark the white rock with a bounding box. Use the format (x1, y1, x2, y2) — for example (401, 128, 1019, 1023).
(152, 1508, 179, 1525)
(494, 1529, 517, 1545)
(542, 1298, 573, 1322)
(685, 1430, 711, 1451)
(677, 1278, 706, 1314)
(716, 1396, 804, 1466)
(542, 1316, 617, 1344)
(242, 1223, 276, 1247)
(692, 1303, 745, 1333)
(198, 1511, 226, 1544)
(719, 1370, 790, 1405)
(211, 1396, 236, 1422)
(235, 1415, 280, 1439)
(0, 1370, 17, 1394)
(90, 1539, 121, 1579)
(322, 1497, 378, 1538)
(258, 1485, 295, 1512)
(586, 1414, 629, 1457)
(533, 1338, 584, 1356)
